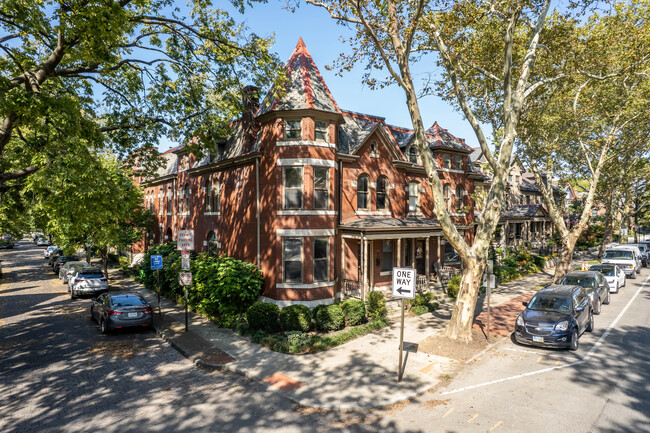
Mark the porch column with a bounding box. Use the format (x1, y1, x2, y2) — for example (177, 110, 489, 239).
(439, 237, 444, 267)
(397, 238, 402, 267)
(360, 234, 366, 301)
(425, 236, 430, 283)
(410, 237, 416, 269)
(341, 237, 346, 285)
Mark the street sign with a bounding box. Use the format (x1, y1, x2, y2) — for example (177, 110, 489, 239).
(181, 251, 190, 270)
(151, 255, 163, 270)
(179, 272, 192, 286)
(177, 230, 195, 251)
(392, 267, 416, 299)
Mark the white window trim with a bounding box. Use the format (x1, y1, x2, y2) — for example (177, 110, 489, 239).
(277, 210, 336, 216)
(313, 166, 330, 210)
(314, 120, 329, 142)
(282, 166, 303, 210)
(277, 229, 335, 237)
(275, 281, 336, 290)
(277, 140, 336, 149)
(204, 211, 221, 216)
(355, 210, 391, 216)
(277, 158, 336, 167)
(357, 175, 370, 211)
(313, 237, 330, 283)
(439, 168, 465, 174)
(282, 237, 303, 284)
(379, 271, 393, 276)
(284, 119, 302, 141)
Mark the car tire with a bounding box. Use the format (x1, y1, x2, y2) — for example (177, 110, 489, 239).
(586, 312, 594, 332)
(604, 290, 610, 305)
(100, 318, 109, 334)
(70, 288, 76, 300)
(631, 272, 637, 280)
(594, 298, 601, 315)
(569, 329, 579, 351)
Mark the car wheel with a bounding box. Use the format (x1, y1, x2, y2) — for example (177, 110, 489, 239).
(70, 288, 76, 300)
(631, 272, 637, 280)
(586, 311, 594, 332)
(569, 329, 579, 351)
(594, 298, 601, 315)
(90, 306, 95, 322)
(100, 318, 109, 334)
(604, 290, 610, 305)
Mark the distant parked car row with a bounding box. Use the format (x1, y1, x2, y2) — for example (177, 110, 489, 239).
(0, 235, 14, 249)
(514, 242, 645, 351)
(40, 244, 153, 334)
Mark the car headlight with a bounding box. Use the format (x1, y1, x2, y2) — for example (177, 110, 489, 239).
(516, 315, 524, 327)
(555, 320, 569, 331)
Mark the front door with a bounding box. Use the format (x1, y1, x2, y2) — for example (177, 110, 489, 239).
(415, 240, 425, 275)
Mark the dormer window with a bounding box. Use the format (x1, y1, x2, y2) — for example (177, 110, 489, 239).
(315, 121, 328, 141)
(357, 175, 369, 210)
(409, 147, 418, 164)
(285, 119, 302, 140)
(369, 141, 379, 157)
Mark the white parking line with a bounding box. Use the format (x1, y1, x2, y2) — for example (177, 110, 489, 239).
(503, 347, 579, 361)
(440, 274, 650, 396)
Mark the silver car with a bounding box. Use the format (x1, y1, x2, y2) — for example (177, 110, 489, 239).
(90, 293, 153, 334)
(59, 261, 89, 284)
(68, 267, 108, 299)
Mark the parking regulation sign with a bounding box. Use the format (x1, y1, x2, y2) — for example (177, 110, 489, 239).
(179, 272, 192, 286)
(181, 251, 190, 271)
(151, 255, 163, 270)
(177, 230, 195, 251)
(392, 267, 416, 299)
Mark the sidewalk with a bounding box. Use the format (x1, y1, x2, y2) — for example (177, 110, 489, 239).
(106, 260, 575, 411)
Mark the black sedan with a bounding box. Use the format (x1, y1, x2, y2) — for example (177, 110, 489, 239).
(90, 293, 153, 334)
(52, 255, 80, 274)
(515, 285, 593, 351)
(559, 271, 610, 315)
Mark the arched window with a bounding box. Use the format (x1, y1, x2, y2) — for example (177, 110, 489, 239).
(408, 182, 419, 214)
(409, 147, 418, 164)
(377, 176, 388, 210)
(443, 184, 451, 211)
(207, 230, 218, 256)
(357, 175, 369, 210)
(158, 188, 163, 215)
(456, 185, 465, 212)
(212, 180, 219, 213)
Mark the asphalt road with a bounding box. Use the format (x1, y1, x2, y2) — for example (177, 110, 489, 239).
(2, 241, 649, 432)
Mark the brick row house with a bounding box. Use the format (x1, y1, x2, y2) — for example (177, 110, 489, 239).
(138, 38, 478, 307)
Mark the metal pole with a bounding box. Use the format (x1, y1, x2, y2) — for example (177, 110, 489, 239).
(398, 298, 405, 382)
(157, 268, 161, 316)
(487, 281, 491, 343)
(184, 285, 189, 332)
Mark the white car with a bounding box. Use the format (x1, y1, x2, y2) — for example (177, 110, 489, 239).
(589, 264, 625, 293)
(68, 267, 108, 299)
(602, 249, 637, 279)
(44, 246, 58, 258)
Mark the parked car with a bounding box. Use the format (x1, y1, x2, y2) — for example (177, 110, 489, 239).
(629, 243, 648, 267)
(559, 271, 610, 315)
(35, 236, 50, 246)
(588, 264, 625, 293)
(515, 285, 593, 351)
(52, 255, 80, 274)
(602, 248, 637, 279)
(0, 260, 3, 278)
(90, 293, 153, 334)
(58, 261, 89, 284)
(68, 267, 108, 299)
(0, 235, 14, 249)
(44, 246, 59, 259)
(611, 245, 643, 273)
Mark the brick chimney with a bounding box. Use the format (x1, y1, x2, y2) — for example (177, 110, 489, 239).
(241, 85, 260, 153)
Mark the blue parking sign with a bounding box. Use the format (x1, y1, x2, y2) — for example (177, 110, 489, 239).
(151, 255, 163, 270)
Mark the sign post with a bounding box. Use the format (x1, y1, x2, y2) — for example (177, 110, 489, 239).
(179, 272, 192, 331)
(392, 267, 416, 382)
(176, 231, 194, 332)
(150, 255, 163, 316)
(483, 260, 495, 342)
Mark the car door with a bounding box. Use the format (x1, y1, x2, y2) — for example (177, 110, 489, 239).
(574, 289, 589, 332)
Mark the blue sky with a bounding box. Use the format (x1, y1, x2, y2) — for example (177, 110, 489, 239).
(159, 0, 480, 151)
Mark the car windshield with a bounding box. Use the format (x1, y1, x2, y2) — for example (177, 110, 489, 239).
(528, 294, 572, 313)
(603, 250, 633, 260)
(60, 255, 79, 262)
(111, 295, 147, 307)
(561, 276, 596, 289)
(590, 266, 615, 276)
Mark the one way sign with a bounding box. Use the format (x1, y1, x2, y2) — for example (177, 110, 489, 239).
(392, 267, 416, 299)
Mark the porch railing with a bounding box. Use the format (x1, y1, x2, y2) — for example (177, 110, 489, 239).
(416, 276, 429, 293)
(342, 280, 362, 299)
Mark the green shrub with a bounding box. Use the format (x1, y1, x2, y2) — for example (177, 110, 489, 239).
(366, 290, 387, 320)
(502, 257, 517, 268)
(285, 331, 311, 353)
(531, 255, 546, 269)
(447, 275, 461, 299)
(413, 292, 435, 307)
(340, 299, 366, 326)
(246, 302, 280, 332)
(315, 304, 345, 332)
(279, 304, 312, 332)
(411, 305, 429, 315)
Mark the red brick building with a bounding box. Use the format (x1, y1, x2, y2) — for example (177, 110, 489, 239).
(139, 38, 479, 307)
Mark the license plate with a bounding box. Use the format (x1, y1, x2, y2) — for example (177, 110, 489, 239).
(128, 312, 138, 318)
(532, 336, 544, 343)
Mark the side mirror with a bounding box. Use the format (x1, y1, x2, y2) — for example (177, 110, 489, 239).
(522, 301, 528, 306)
(575, 306, 585, 312)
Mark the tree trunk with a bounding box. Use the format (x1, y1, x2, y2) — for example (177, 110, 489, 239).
(599, 209, 614, 258)
(553, 235, 577, 282)
(443, 258, 483, 342)
(86, 246, 92, 265)
(101, 247, 109, 280)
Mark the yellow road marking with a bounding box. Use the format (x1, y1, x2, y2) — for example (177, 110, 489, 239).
(489, 421, 504, 431)
(468, 413, 479, 423)
(537, 356, 542, 363)
(555, 360, 560, 366)
(442, 408, 454, 419)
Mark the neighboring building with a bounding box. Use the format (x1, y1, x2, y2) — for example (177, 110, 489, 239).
(138, 38, 478, 307)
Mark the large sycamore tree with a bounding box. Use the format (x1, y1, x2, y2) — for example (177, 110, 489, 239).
(0, 0, 283, 193)
(306, 0, 624, 341)
(519, 1, 650, 281)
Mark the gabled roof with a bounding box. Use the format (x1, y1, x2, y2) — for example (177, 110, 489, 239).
(425, 122, 474, 152)
(501, 204, 549, 219)
(258, 38, 342, 117)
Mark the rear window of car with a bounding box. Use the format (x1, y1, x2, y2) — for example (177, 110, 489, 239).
(60, 255, 79, 261)
(561, 276, 596, 289)
(110, 295, 147, 307)
(79, 271, 104, 278)
(603, 250, 633, 259)
(591, 266, 615, 276)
